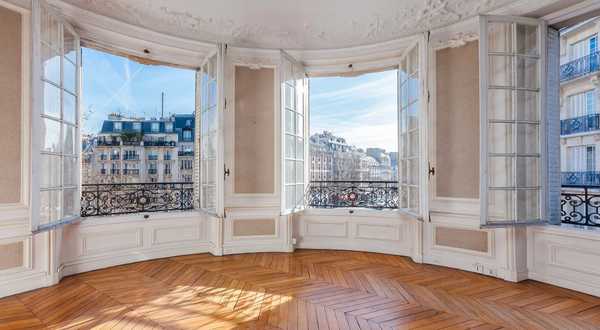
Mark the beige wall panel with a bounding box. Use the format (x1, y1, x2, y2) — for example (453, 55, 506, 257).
(0, 6, 21, 204)
(435, 226, 488, 253)
(233, 219, 276, 236)
(0, 241, 24, 270)
(234, 66, 275, 194)
(435, 41, 479, 199)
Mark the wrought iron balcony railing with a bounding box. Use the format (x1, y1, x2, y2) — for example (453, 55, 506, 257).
(143, 140, 177, 147)
(306, 181, 398, 209)
(560, 113, 600, 135)
(81, 182, 193, 217)
(560, 51, 600, 82)
(561, 185, 600, 227)
(562, 171, 600, 186)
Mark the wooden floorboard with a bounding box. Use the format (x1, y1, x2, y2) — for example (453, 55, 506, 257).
(1, 249, 600, 329)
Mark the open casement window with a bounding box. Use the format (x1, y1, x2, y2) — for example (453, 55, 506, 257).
(31, 1, 81, 232)
(281, 52, 308, 213)
(480, 15, 547, 226)
(197, 44, 225, 217)
(398, 38, 427, 217)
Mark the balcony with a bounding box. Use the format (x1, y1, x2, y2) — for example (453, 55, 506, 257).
(148, 155, 159, 161)
(560, 51, 600, 82)
(97, 140, 120, 147)
(561, 171, 600, 186)
(560, 113, 600, 135)
(123, 155, 140, 161)
(561, 185, 600, 227)
(143, 140, 177, 147)
(306, 181, 398, 209)
(123, 169, 139, 175)
(178, 151, 194, 157)
(81, 182, 193, 217)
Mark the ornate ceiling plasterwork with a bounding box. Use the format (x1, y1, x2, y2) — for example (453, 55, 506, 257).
(62, 0, 519, 50)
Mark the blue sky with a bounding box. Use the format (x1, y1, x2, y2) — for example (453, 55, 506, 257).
(82, 47, 398, 152)
(310, 70, 398, 152)
(81, 47, 196, 134)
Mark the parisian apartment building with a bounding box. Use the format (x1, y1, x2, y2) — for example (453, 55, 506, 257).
(82, 113, 195, 184)
(560, 17, 600, 186)
(309, 131, 397, 181)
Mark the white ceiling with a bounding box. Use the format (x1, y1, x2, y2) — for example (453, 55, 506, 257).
(61, 0, 524, 50)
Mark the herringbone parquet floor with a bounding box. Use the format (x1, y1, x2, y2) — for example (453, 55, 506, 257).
(2, 249, 600, 329)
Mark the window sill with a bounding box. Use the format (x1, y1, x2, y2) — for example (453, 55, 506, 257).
(300, 207, 421, 220)
(531, 222, 600, 239)
(77, 209, 203, 227)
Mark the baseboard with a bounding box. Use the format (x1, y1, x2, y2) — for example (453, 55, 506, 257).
(528, 271, 600, 297)
(422, 254, 507, 280)
(60, 243, 210, 277)
(296, 239, 411, 256)
(0, 270, 54, 298)
(222, 242, 293, 255)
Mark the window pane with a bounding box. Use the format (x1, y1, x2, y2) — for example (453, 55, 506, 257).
(43, 82, 61, 118)
(408, 131, 419, 157)
(295, 113, 304, 136)
(401, 82, 408, 108)
(285, 134, 295, 158)
(489, 55, 512, 87)
(408, 159, 419, 185)
(63, 188, 78, 217)
(63, 156, 77, 187)
(62, 124, 76, 155)
(285, 84, 295, 110)
(516, 189, 540, 221)
(488, 123, 513, 154)
(515, 90, 539, 121)
(408, 76, 419, 104)
(63, 28, 77, 63)
(409, 186, 419, 212)
(489, 156, 513, 188)
(488, 89, 512, 120)
(399, 186, 408, 209)
(408, 47, 418, 75)
(296, 161, 304, 183)
(488, 22, 512, 53)
(286, 185, 295, 210)
(64, 59, 76, 93)
(516, 157, 539, 187)
(42, 118, 61, 153)
(408, 101, 419, 130)
(40, 154, 61, 189)
(296, 137, 304, 159)
(42, 45, 60, 85)
(488, 189, 514, 221)
(516, 124, 539, 154)
(296, 184, 304, 206)
(516, 57, 539, 89)
(285, 160, 295, 183)
(63, 91, 76, 124)
(285, 110, 294, 133)
(516, 24, 538, 56)
(40, 190, 61, 225)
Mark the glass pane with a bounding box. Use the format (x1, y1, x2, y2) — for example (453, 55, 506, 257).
(296, 82, 304, 115)
(40, 189, 61, 225)
(399, 186, 408, 209)
(409, 186, 419, 212)
(285, 134, 295, 158)
(63, 28, 77, 63)
(408, 159, 418, 185)
(401, 82, 408, 108)
(285, 110, 295, 134)
(408, 47, 418, 75)
(40, 154, 61, 189)
(488, 89, 512, 120)
(400, 58, 408, 83)
(516, 189, 540, 221)
(489, 156, 513, 188)
(408, 131, 419, 157)
(205, 159, 215, 184)
(488, 189, 514, 221)
(399, 160, 407, 184)
(42, 118, 61, 153)
(202, 186, 216, 210)
(43, 82, 61, 118)
(296, 184, 304, 207)
(488, 22, 512, 53)
(64, 59, 76, 93)
(408, 76, 419, 104)
(515, 90, 539, 121)
(516, 57, 539, 89)
(285, 160, 295, 184)
(63, 188, 78, 217)
(488, 123, 513, 154)
(42, 45, 61, 85)
(63, 91, 76, 124)
(63, 156, 77, 187)
(285, 84, 295, 110)
(296, 161, 304, 183)
(516, 24, 538, 56)
(516, 124, 539, 154)
(516, 157, 539, 187)
(41, 10, 60, 49)
(208, 80, 217, 108)
(296, 137, 304, 160)
(62, 124, 76, 155)
(408, 101, 419, 130)
(286, 185, 295, 210)
(489, 55, 512, 87)
(295, 113, 304, 136)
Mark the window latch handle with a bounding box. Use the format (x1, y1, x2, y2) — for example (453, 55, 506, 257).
(224, 166, 230, 179)
(428, 163, 435, 179)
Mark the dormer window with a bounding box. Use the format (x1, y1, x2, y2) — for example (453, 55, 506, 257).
(113, 122, 122, 131)
(151, 122, 159, 132)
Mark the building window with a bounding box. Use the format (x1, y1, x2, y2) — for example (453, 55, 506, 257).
(567, 89, 596, 118)
(183, 130, 192, 141)
(587, 146, 596, 172)
(133, 122, 141, 131)
(113, 122, 122, 131)
(569, 35, 598, 61)
(151, 122, 160, 132)
(165, 122, 173, 132)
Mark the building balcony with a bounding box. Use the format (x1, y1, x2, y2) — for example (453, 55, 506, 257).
(178, 151, 194, 157)
(561, 171, 600, 186)
(561, 184, 600, 227)
(123, 169, 139, 175)
(97, 140, 120, 147)
(560, 51, 600, 82)
(306, 180, 398, 209)
(143, 140, 177, 147)
(147, 155, 159, 161)
(80, 182, 193, 217)
(560, 113, 600, 135)
(123, 155, 140, 161)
